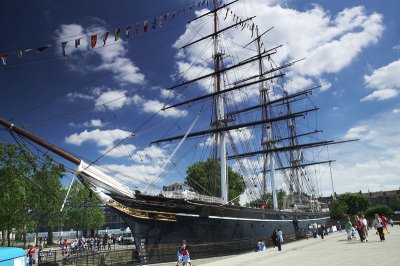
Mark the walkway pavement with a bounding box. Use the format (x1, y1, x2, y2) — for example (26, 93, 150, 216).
(155, 225, 399, 266)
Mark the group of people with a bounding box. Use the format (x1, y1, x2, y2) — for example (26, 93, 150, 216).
(344, 213, 390, 242)
(256, 228, 284, 252)
(58, 234, 121, 255)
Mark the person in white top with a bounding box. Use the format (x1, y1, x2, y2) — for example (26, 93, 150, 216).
(360, 214, 368, 242)
(371, 213, 385, 241)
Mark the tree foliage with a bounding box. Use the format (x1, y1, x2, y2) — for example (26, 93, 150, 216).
(389, 196, 400, 211)
(330, 193, 371, 219)
(246, 189, 287, 210)
(0, 143, 65, 246)
(0, 143, 33, 246)
(365, 205, 393, 217)
(330, 200, 348, 219)
(62, 182, 105, 234)
(185, 159, 246, 205)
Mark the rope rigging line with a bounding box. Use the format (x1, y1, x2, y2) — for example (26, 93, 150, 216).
(144, 107, 204, 190)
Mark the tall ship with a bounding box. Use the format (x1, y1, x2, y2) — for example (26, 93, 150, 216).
(0, 0, 354, 263)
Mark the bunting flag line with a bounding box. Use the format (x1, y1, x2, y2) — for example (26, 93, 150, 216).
(103, 32, 109, 46)
(18, 49, 31, 59)
(1, 54, 7, 67)
(61, 41, 68, 57)
(134, 23, 139, 35)
(91, 35, 97, 48)
(36, 45, 51, 53)
(75, 38, 81, 48)
(115, 28, 121, 41)
(125, 26, 131, 38)
(2, 0, 219, 65)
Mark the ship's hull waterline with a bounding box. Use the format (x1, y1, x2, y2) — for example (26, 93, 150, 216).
(109, 195, 329, 264)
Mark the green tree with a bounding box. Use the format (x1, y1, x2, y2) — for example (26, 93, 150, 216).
(62, 182, 105, 236)
(338, 193, 370, 215)
(0, 143, 33, 246)
(30, 154, 65, 245)
(389, 196, 400, 211)
(246, 190, 287, 209)
(365, 205, 393, 218)
(185, 159, 246, 205)
(330, 200, 349, 219)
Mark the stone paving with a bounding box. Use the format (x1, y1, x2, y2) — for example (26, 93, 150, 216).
(154, 225, 400, 266)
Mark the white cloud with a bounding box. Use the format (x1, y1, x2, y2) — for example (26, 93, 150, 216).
(229, 128, 253, 142)
(66, 92, 95, 101)
(173, 2, 384, 95)
(362, 59, 400, 101)
(132, 94, 188, 118)
(130, 145, 169, 164)
(65, 128, 133, 147)
(87, 119, 104, 127)
(95, 90, 131, 110)
(360, 89, 399, 102)
(393, 108, 400, 114)
(100, 144, 137, 158)
(329, 111, 400, 195)
(332, 106, 339, 111)
(68, 119, 106, 128)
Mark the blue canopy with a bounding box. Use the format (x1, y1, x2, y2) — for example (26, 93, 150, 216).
(0, 247, 25, 262)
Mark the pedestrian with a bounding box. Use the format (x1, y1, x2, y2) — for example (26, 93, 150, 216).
(344, 216, 353, 240)
(318, 224, 324, 239)
(354, 215, 366, 242)
(277, 228, 283, 251)
(181, 240, 192, 266)
(176, 242, 183, 266)
(27, 245, 36, 266)
(381, 214, 389, 234)
(372, 213, 385, 241)
(389, 218, 394, 227)
(271, 229, 278, 248)
(257, 240, 265, 251)
(38, 241, 44, 262)
(337, 220, 342, 232)
(360, 214, 368, 242)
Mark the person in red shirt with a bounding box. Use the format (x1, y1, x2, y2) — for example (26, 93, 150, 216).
(27, 245, 36, 266)
(354, 215, 365, 242)
(381, 214, 389, 234)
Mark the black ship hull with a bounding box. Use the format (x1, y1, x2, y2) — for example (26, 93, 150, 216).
(109, 194, 329, 264)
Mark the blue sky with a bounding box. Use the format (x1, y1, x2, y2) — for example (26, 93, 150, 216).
(0, 0, 399, 200)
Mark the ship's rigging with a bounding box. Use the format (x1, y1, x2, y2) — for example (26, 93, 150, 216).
(0, 0, 358, 210)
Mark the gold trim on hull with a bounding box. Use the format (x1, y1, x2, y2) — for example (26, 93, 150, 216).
(108, 199, 177, 222)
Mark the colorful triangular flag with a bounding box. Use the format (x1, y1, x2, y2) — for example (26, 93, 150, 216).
(91, 34, 97, 48)
(103, 32, 109, 46)
(115, 28, 121, 41)
(37, 45, 51, 53)
(125, 26, 131, 38)
(75, 38, 81, 48)
(152, 18, 157, 29)
(1, 54, 7, 67)
(143, 20, 148, 32)
(18, 50, 25, 59)
(134, 23, 139, 35)
(61, 41, 68, 57)
(159, 15, 164, 27)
